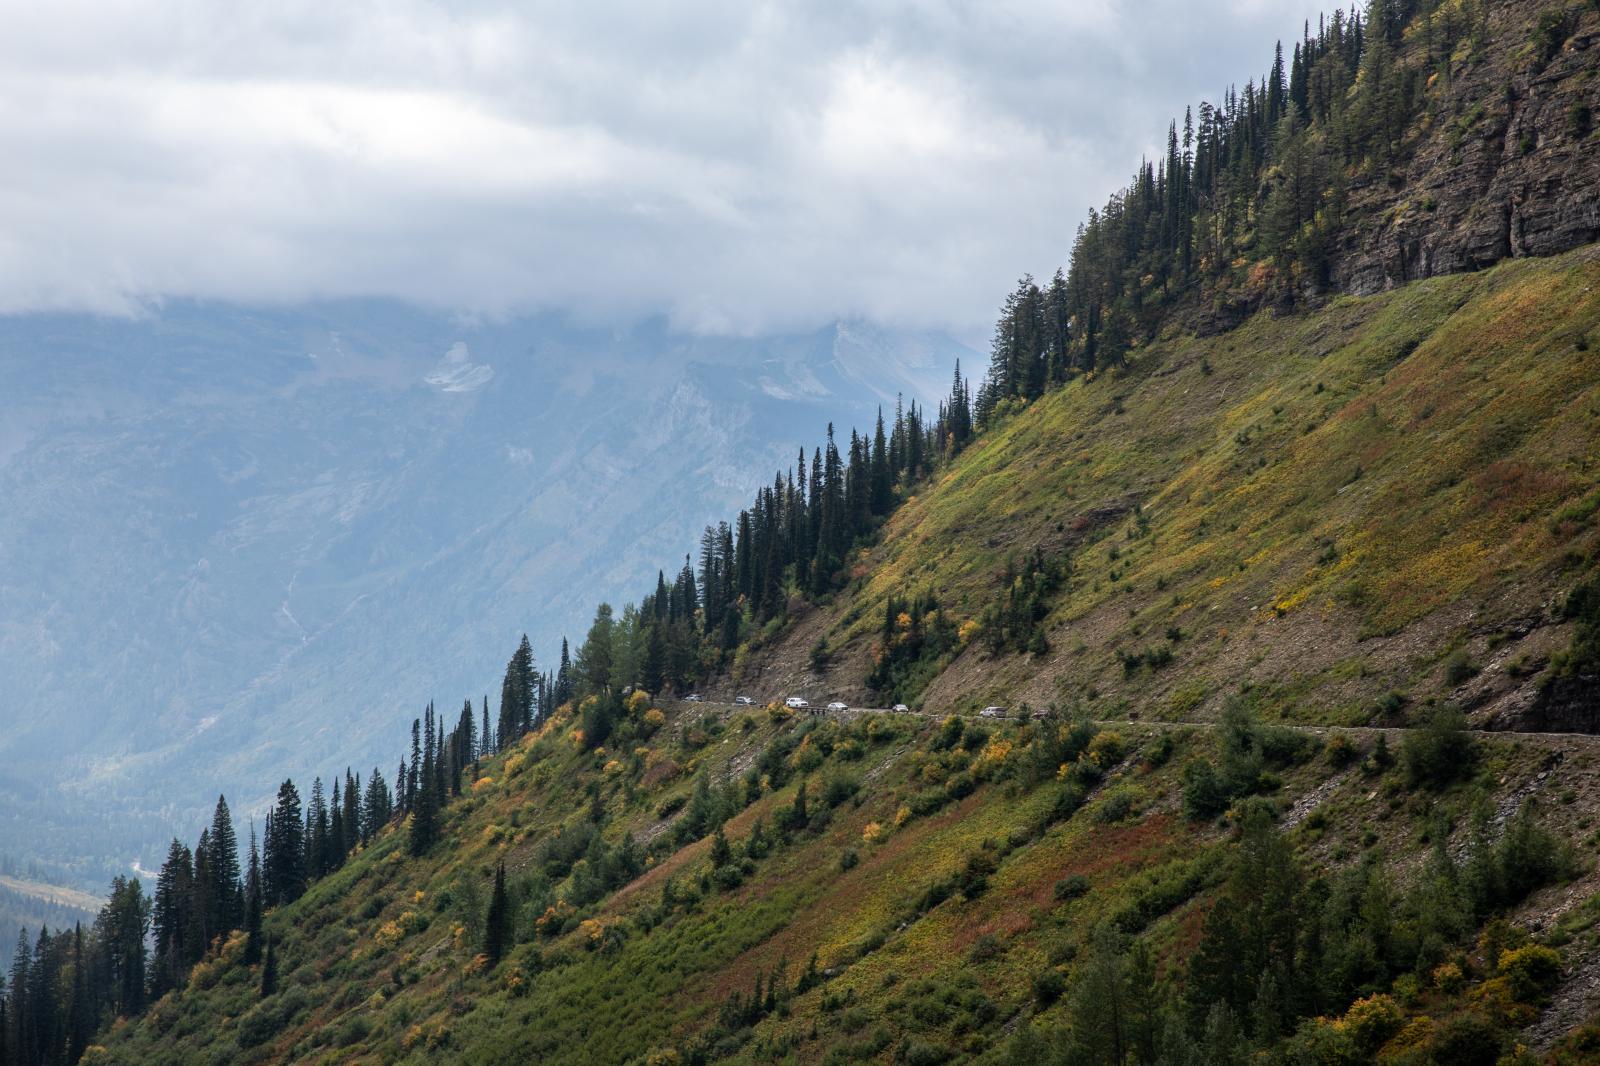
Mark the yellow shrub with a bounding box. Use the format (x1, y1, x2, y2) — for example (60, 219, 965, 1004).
(862, 821, 885, 843)
(643, 708, 667, 731)
(188, 958, 220, 991)
(1339, 993, 1403, 1050)
(1432, 961, 1465, 992)
(502, 753, 525, 778)
(535, 900, 576, 933)
(603, 759, 624, 776)
(894, 805, 911, 827)
(472, 776, 495, 793)
(975, 737, 1014, 778)
(1498, 944, 1562, 1002)
(958, 619, 981, 645)
(1385, 1016, 1438, 1055)
(1087, 731, 1125, 768)
(626, 689, 651, 715)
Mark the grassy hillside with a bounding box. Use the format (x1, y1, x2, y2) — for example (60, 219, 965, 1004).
(84, 248, 1600, 1065)
(737, 245, 1600, 733)
(83, 703, 1600, 1065)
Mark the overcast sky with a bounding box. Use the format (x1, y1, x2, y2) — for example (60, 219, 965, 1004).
(0, 0, 1319, 336)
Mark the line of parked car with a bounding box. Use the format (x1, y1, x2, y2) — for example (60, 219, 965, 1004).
(680, 693, 1024, 719)
(681, 693, 895, 713)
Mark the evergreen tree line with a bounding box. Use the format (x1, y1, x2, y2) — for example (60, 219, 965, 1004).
(0, 683, 517, 1066)
(978, 0, 1486, 416)
(538, 368, 977, 722)
(0, 880, 146, 1066)
(1007, 798, 1576, 1064)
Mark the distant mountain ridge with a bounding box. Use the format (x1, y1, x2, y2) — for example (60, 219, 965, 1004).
(0, 303, 973, 884)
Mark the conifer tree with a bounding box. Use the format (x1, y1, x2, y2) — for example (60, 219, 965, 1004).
(329, 777, 346, 869)
(66, 923, 89, 1064)
(7, 930, 27, 1064)
(209, 794, 243, 935)
(483, 862, 511, 964)
(151, 839, 193, 995)
(243, 825, 264, 965)
(97, 876, 150, 1017)
(188, 829, 213, 961)
(555, 638, 574, 707)
(410, 730, 440, 857)
(406, 719, 421, 812)
(575, 605, 615, 694)
(342, 769, 360, 857)
(306, 776, 329, 881)
(264, 779, 306, 906)
(365, 767, 391, 839)
(259, 938, 277, 998)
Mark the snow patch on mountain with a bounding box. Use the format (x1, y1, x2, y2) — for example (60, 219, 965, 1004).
(424, 342, 494, 392)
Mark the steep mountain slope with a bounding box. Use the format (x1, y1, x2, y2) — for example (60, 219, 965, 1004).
(0, 306, 967, 886)
(730, 245, 1600, 733)
(15, 1, 1600, 1062)
(77, 245, 1600, 1066)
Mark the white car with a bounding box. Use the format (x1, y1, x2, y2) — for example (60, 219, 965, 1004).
(892, 703, 910, 713)
(683, 694, 703, 703)
(733, 696, 754, 706)
(827, 701, 849, 712)
(980, 706, 1007, 719)
(784, 696, 809, 709)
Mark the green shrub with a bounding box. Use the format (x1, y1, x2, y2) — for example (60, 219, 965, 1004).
(236, 996, 291, 1049)
(1422, 1012, 1506, 1065)
(1443, 648, 1478, 686)
(1556, 576, 1600, 676)
(334, 1015, 372, 1048)
(1569, 102, 1593, 139)
(968, 934, 1001, 963)
(1032, 969, 1067, 1006)
(1095, 788, 1137, 824)
(901, 1037, 951, 1066)
(1325, 734, 1358, 768)
(1401, 706, 1474, 788)
(1182, 759, 1229, 820)
(1053, 874, 1091, 902)
(1494, 801, 1581, 904)
(1144, 732, 1175, 767)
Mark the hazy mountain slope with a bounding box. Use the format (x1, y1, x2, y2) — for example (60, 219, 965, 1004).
(0, 305, 969, 885)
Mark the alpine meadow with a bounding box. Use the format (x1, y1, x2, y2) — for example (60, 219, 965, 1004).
(4, 1, 1600, 1065)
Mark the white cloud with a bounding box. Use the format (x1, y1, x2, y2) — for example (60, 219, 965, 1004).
(0, 0, 1321, 333)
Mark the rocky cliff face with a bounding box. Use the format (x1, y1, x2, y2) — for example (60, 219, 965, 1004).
(1335, 1, 1600, 295)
